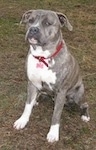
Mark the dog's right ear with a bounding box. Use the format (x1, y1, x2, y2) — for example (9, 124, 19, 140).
(57, 12, 73, 31)
(20, 10, 33, 24)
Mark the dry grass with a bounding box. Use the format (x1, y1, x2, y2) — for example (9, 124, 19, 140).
(0, 0, 96, 149)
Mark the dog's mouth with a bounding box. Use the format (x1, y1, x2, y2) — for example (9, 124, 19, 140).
(28, 37, 47, 47)
(28, 38, 38, 45)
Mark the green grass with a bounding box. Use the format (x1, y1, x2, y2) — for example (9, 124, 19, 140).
(0, 0, 96, 150)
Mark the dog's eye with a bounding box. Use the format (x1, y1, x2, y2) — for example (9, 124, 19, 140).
(29, 18, 34, 24)
(42, 18, 52, 26)
(45, 21, 52, 26)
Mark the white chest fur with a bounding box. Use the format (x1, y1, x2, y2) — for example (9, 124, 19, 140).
(27, 46, 56, 90)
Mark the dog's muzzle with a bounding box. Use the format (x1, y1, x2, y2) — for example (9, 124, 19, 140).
(27, 27, 40, 45)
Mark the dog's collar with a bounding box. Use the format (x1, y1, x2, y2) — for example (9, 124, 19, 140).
(33, 41, 64, 67)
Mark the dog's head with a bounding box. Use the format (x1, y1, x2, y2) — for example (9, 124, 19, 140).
(20, 9, 73, 48)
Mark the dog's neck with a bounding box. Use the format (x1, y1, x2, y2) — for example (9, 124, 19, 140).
(30, 45, 50, 58)
(29, 41, 64, 67)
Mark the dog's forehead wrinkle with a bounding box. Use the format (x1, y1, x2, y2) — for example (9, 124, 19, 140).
(27, 11, 59, 29)
(32, 22, 40, 27)
(32, 10, 57, 20)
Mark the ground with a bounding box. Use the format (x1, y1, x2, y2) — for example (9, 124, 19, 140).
(0, 0, 96, 150)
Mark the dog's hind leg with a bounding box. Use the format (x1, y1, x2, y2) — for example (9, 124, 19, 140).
(74, 84, 90, 122)
(67, 83, 90, 122)
(14, 81, 38, 130)
(80, 102, 90, 122)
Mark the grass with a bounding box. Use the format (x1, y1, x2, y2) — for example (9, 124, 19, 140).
(0, 0, 96, 149)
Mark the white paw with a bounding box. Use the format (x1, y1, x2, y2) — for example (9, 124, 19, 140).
(81, 115, 90, 122)
(47, 132, 59, 143)
(47, 124, 59, 143)
(13, 117, 29, 130)
(34, 101, 39, 106)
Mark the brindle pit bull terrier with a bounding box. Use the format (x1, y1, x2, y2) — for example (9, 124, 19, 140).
(14, 9, 90, 143)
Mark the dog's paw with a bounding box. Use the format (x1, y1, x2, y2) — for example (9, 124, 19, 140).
(13, 117, 28, 130)
(81, 115, 90, 122)
(47, 124, 59, 143)
(34, 101, 39, 106)
(47, 132, 59, 143)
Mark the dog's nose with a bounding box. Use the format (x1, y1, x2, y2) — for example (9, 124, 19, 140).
(29, 27, 39, 34)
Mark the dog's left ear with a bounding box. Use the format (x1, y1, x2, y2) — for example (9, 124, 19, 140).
(57, 12, 73, 31)
(20, 10, 33, 24)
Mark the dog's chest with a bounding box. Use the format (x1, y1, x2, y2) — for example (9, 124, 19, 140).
(27, 46, 57, 90)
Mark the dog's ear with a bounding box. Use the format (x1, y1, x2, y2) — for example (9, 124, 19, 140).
(57, 12, 73, 31)
(20, 10, 33, 24)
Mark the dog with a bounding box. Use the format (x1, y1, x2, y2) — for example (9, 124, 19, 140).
(14, 9, 90, 143)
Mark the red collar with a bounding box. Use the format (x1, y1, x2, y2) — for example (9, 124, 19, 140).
(33, 41, 64, 67)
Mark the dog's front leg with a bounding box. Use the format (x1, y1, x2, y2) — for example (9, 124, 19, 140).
(47, 90, 66, 143)
(14, 81, 38, 130)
